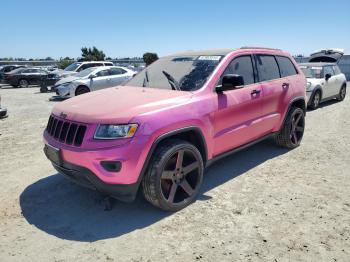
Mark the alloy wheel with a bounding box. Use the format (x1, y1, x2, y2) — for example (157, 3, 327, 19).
(313, 92, 320, 108)
(160, 149, 201, 205)
(290, 111, 305, 145)
(19, 79, 29, 88)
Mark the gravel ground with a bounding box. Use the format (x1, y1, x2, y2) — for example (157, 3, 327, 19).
(0, 85, 349, 262)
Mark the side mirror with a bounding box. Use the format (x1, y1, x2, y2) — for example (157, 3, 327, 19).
(325, 73, 331, 81)
(216, 74, 244, 93)
(89, 74, 96, 79)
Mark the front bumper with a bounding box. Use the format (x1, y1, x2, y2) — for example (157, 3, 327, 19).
(51, 159, 139, 202)
(55, 85, 71, 97)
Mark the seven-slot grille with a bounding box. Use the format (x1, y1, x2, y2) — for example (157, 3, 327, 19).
(46, 115, 87, 146)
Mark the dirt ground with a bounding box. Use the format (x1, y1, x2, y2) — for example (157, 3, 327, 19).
(0, 85, 349, 262)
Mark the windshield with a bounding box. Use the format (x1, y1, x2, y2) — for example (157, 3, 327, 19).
(75, 67, 96, 78)
(300, 66, 323, 78)
(64, 62, 81, 72)
(126, 55, 223, 91)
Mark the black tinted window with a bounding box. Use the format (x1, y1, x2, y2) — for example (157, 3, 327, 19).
(222, 56, 255, 85)
(110, 68, 126, 75)
(276, 56, 297, 77)
(96, 69, 110, 77)
(256, 55, 280, 81)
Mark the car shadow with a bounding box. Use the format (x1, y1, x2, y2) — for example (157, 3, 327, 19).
(20, 138, 289, 242)
(307, 99, 341, 112)
(0, 84, 39, 89)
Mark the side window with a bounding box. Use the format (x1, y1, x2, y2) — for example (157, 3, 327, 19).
(109, 68, 125, 75)
(333, 65, 341, 75)
(221, 55, 255, 85)
(323, 66, 334, 76)
(276, 56, 298, 77)
(256, 55, 280, 81)
(96, 69, 110, 77)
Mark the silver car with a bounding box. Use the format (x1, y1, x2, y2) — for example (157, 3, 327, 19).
(55, 66, 136, 97)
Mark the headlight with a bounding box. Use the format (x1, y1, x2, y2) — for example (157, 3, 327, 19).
(94, 124, 138, 139)
(306, 82, 312, 91)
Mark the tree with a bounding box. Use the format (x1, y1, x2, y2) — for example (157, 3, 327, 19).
(80, 46, 106, 61)
(58, 57, 74, 69)
(143, 52, 158, 66)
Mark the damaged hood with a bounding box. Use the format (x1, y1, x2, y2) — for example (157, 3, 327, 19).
(52, 86, 193, 124)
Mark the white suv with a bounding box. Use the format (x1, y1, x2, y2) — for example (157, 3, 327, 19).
(300, 63, 347, 109)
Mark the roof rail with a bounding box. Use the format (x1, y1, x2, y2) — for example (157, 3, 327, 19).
(240, 46, 281, 51)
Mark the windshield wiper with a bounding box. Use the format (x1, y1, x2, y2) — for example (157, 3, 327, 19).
(142, 70, 150, 87)
(162, 70, 180, 91)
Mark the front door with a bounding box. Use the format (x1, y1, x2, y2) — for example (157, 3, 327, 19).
(212, 55, 263, 156)
(323, 66, 337, 98)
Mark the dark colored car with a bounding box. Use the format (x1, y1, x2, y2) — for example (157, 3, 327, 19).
(4, 68, 60, 88)
(0, 65, 25, 83)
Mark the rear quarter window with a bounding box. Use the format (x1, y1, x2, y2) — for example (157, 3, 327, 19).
(256, 55, 280, 82)
(276, 56, 298, 77)
(333, 65, 341, 75)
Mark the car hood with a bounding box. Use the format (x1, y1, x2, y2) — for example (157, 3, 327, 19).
(52, 86, 193, 124)
(55, 75, 81, 86)
(306, 77, 324, 87)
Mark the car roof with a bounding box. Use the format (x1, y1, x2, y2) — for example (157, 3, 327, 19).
(299, 62, 336, 67)
(91, 66, 129, 72)
(167, 47, 286, 57)
(80, 61, 113, 64)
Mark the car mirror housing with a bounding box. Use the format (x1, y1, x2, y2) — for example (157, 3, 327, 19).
(325, 73, 332, 81)
(216, 74, 244, 93)
(89, 74, 96, 79)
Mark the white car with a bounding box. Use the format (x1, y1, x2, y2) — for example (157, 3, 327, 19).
(54, 61, 114, 78)
(300, 63, 347, 109)
(55, 66, 136, 98)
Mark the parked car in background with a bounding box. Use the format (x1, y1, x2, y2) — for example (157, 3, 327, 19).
(55, 66, 136, 98)
(0, 65, 25, 83)
(0, 95, 7, 118)
(44, 47, 307, 211)
(300, 63, 347, 109)
(3, 67, 60, 88)
(56, 61, 114, 78)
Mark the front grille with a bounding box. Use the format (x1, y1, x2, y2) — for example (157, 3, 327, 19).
(46, 115, 87, 146)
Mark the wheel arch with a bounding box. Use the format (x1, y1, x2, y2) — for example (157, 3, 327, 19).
(75, 85, 90, 96)
(280, 96, 306, 130)
(138, 126, 208, 183)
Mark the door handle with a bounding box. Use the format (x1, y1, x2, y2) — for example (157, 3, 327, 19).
(282, 83, 289, 89)
(251, 89, 261, 95)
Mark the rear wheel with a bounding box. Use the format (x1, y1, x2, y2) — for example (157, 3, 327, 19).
(142, 139, 204, 211)
(75, 86, 90, 96)
(275, 107, 305, 149)
(19, 79, 29, 88)
(337, 85, 346, 101)
(309, 90, 321, 110)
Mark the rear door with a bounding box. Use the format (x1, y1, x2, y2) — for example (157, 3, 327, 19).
(212, 55, 264, 155)
(109, 67, 130, 86)
(255, 54, 293, 132)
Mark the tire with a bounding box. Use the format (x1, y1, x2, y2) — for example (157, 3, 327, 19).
(40, 86, 48, 93)
(18, 79, 29, 88)
(337, 85, 346, 101)
(142, 139, 204, 211)
(275, 106, 305, 149)
(75, 86, 90, 96)
(309, 90, 321, 110)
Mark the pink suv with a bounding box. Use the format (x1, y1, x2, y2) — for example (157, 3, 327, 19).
(44, 47, 306, 211)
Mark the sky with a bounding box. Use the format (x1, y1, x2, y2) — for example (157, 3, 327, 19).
(1, 0, 349, 59)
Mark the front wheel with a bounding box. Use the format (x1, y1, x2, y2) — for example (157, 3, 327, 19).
(309, 90, 321, 110)
(142, 139, 204, 211)
(275, 107, 305, 149)
(337, 85, 346, 101)
(75, 86, 90, 96)
(19, 79, 29, 88)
